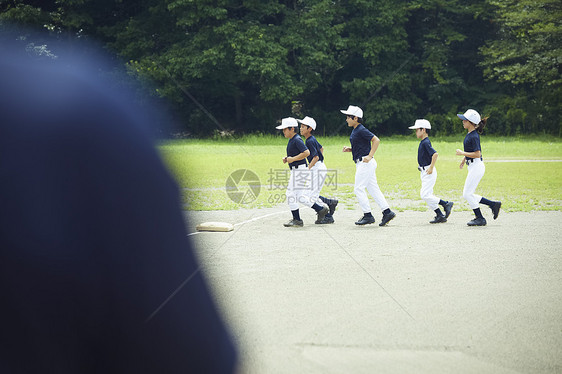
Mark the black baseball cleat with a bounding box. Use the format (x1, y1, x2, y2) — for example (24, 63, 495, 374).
(315, 215, 335, 224)
(379, 211, 396, 226)
(355, 215, 375, 225)
(467, 217, 487, 226)
(316, 205, 329, 222)
(491, 201, 501, 220)
(328, 199, 339, 216)
(430, 215, 447, 224)
(443, 201, 454, 219)
(283, 219, 303, 227)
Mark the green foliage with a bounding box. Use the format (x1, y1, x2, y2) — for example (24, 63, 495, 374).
(1, 0, 560, 136)
(480, 0, 562, 136)
(480, 0, 561, 87)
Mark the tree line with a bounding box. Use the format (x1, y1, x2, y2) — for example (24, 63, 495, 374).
(1, 0, 560, 137)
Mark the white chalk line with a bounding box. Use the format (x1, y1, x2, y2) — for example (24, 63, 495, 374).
(187, 210, 285, 236)
(233, 210, 286, 226)
(486, 159, 562, 163)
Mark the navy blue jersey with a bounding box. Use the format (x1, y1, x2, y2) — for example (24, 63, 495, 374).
(287, 133, 308, 168)
(350, 124, 375, 161)
(417, 137, 436, 167)
(305, 135, 324, 163)
(463, 130, 481, 161)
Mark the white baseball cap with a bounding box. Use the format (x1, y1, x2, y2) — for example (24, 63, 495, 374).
(340, 105, 363, 118)
(275, 117, 299, 129)
(296, 116, 317, 130)
(457, 109, 481, 124)
(408, 119, 431, 130)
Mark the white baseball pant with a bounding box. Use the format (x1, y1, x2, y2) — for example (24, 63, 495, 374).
(306, 161, 328, 206)
(420, 167, 440, 211)
(354, 158, 390, 213)
(463, 158, 485, 209)
(286, 164, 315, 210)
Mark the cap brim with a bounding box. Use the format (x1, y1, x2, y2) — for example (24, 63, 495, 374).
(457, 114, 467, 121)
(340, 110, 351, 115)
(408, 125, 419, 129)
(296, 119, 304, 124)
(276, 124, 297, 129)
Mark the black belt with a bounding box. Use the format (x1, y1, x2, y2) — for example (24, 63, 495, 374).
(354, 157, 367, 163)
(418, 165, 430, 171)
(466, 157, 483, 165)
(290, 163, 306, 170)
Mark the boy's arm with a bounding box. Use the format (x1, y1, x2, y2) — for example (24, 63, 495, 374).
(456, 149, 481, 159)
(308, 155, 319, 169)
(427, 152, 438, 174)
(308, 147, 323, 169)
(285, 149, 310, 164)
(363, 135, 380, 162)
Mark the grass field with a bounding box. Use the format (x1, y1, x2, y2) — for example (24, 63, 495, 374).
(158, 135, 562, 212)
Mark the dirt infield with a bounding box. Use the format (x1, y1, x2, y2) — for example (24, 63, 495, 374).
(185, 207, 562, 374)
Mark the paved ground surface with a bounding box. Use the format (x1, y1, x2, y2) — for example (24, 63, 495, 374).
(185, 207, 562, 374)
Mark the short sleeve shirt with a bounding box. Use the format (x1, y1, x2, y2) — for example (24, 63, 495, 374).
(418, 137, 436, 167)
(463, 130, 481, 161)
(287, 133, 308, 169)
(305, 135, 324, 163)
(350, 124, 375, 161)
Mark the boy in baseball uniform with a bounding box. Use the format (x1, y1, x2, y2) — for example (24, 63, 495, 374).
(341, 105, 396, 226)
(298, 116, 338, 223)
(277, 117, 328, 227)
(456, 109, 502, 226)
(409, 119, 454, 223)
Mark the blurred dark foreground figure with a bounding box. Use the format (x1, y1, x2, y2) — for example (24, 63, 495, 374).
(0, 41, 237, 373)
